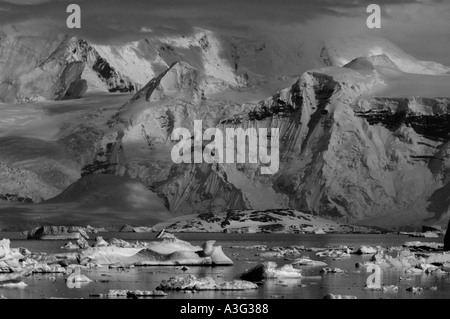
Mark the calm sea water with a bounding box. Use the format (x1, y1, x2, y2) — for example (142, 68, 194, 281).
(0, 233, 448, 299)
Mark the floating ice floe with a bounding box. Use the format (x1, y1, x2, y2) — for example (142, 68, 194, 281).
(231, 245, 268, 251)
(157, 275, 258, 291)
(156, 229, 177, 239)
(290, 258, 328, 267)
(120, 225, 153, 233)
(382, 285, 399, 292)
(366, 249, 421, 269)
(0, 281, 27, 288)
(359, 247, 450, 276)
(257, 252, 285, 258)
(27, 226, 90, 240)
(238, 261, 302, 282)
(66, 268, 92, 283)
(61, 242, 80, 250)
(401, 232, 439, 238)
(90, 290, 168, 298)
(405, 267, 424, 275)
(316, 247, 351, 259)
(364, 285, 398, 292)
(403, 241, 443, 251)
(320, 267, 346, 274)
(79, 238, 233, 266)
(176, 265, 190, 271)
(0, 272, 30, 287)
(317, 245, 377, 256)
(406, 286, 423, 294)
(324, 294, 357, 299)
(31, 264, 67, 274)
(255, 246, 302, 258)
(92, 237, 109, 247)
(351, 245, 378, 255)
(60, 237, 90, 250)
(0, 239, 25, 273)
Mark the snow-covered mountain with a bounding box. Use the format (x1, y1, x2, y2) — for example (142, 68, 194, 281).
(1, 22, 450, 230)
(78, 54, 450, 229)
(2, 23, 448, 104)
(0, 25, 246, 103)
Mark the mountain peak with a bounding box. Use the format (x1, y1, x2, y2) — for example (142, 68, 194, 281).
(343, 55, 400, 72)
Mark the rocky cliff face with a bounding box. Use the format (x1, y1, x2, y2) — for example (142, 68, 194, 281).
(0, 25, 83, 103)
(71, 52, 450, 228)
(77, 61, 251, 215)
(213, 59, 450, 227)
(0, 25, 141, 103)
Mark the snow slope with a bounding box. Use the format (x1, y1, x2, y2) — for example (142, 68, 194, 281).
(0, 174, 172, 231)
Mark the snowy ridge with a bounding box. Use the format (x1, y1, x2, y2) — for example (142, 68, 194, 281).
(152, 209, 375, 234)
(320, 37, 450, 75)
(4, 23, 449, 104)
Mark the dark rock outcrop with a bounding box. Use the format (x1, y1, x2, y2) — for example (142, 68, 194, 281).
(444, 221, 450, 251)
(27, 226, 89, 240)
(62, 79, 87, 100)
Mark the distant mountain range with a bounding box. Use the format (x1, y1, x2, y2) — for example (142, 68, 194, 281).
(1, 22, 450, 231)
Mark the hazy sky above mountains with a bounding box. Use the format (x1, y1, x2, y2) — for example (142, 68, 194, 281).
(0, 0, 449, 65)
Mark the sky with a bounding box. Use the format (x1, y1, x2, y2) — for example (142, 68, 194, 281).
(0, 0, 449, 65)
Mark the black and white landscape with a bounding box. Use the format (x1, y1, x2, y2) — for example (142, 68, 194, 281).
(1, 0, 450, 300)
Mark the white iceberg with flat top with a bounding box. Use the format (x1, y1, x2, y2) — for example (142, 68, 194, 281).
(79, 238, 233, 266)
(239, 261, 302, 282)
